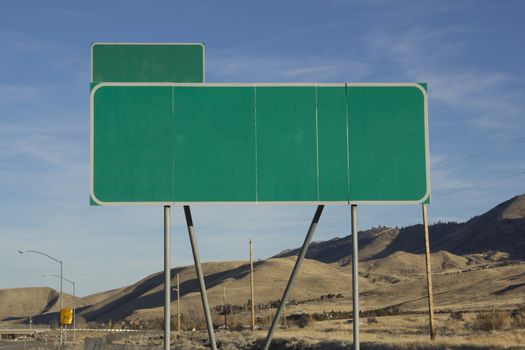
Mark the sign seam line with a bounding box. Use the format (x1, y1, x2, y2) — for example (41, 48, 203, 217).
(315, 85, 320, 202)
(345, 83, 351, 204)
(254, 86, 259, 203)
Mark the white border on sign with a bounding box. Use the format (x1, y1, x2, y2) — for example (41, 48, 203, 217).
(90, 82, 430, 206)
(90, 42, 206, 83)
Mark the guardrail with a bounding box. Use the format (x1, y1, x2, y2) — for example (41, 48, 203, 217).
(0, 325, 50, 330)
(0, 328, 139, 335)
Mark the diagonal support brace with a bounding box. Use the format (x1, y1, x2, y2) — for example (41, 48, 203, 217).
(263, 205, 324, 350)
(184, 205, 218, 350)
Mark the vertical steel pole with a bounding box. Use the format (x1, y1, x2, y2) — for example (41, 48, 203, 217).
(177, 273, 181, 333)
(263, 205, 324, 350)
(249, 239, 255, 331)
(422, 204, 436, 340)
(59, 261, 63, 346)
(352, 204, 359, 350)
(164, 206, 171, 350)
(184, 206, 218, 350)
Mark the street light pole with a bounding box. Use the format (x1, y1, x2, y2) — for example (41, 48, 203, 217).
(18, 249, 63, 345)
(43, 274, 76, 343)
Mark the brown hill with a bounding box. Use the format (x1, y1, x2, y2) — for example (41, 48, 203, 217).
(0, 287, 57, 320)
(81, 250, 523, 323)
(3, 253, 523, 325)
(275, 194, 525, 261)
(79, 257, 373, 322)
(431, 194, 525, 258)
(362, 251, 469, 277)
(273, 227, 399, 263)
(3, 194, 524, 325)
(80, 261, 248, 322)
(0, 287, 87, 323)
(81, 286, 126, 306)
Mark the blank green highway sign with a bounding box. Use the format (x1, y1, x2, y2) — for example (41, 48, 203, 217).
(91, 43, 205, 83)
(91, 83, 429, 205)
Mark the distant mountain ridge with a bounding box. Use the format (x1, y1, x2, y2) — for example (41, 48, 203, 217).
(2, 194, 524, 325)
(274, 194, 525, 262)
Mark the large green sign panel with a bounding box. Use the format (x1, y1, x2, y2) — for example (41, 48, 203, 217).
(90, 83, 429, 205)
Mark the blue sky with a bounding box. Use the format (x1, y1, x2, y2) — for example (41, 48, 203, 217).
(1, 1, 524, 296)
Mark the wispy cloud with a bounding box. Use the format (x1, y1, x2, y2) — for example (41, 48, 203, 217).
(431, 168, 469, 192)
(0, 31, 89, 84)
(0, 126, 83, 173)
(0, 85, 42, 104)
(207, 53, 370, 82)
(366, 25, 525, 132)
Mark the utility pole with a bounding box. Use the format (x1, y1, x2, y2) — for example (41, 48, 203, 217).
(422, 204, 436, 340)
(223, 285, 227, 329)
(492, 295, 496, 331)
(250, 239, 255, 331)
(177, 273, 181, 332)
(280, 287, 286, 328)
(268, 300, 272, 327)
(282, 301, 286, 328)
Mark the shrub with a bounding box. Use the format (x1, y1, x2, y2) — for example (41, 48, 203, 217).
(287, 313, 312, 328)
(471, 311, 512, 331)
(361, 306, 402, 317)
(511, 307, 525, 329)
(450, 311, 463, 321)
(367, 317, 378, 324)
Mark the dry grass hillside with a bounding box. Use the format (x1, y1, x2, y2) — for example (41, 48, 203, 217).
(0, 287, 57, 320)
(71, 250, 523, 325)
(275, 194, 525, 262)
(1, 194, 524, 332)
(81, 286, 126, 306)
(431, 194, 525, 258)
(0, 287, 87, 323)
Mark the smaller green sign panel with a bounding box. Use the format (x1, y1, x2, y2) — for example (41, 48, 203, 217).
(91, 83, 429, 205)
(91, 43, 205, 83)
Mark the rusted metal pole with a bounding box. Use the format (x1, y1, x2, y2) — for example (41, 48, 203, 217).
(422, 204, 436, 340)
(250, 239, 255, 331)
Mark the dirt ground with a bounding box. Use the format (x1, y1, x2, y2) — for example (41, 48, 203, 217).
(107, 313, 525, 350)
